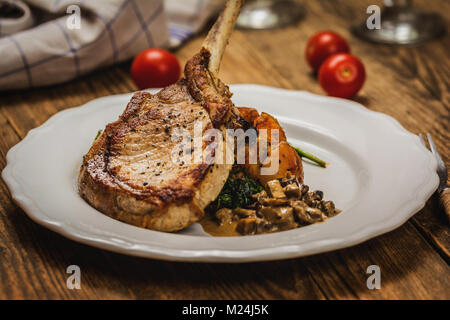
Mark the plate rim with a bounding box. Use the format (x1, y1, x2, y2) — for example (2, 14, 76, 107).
(1, 84, 439, 262)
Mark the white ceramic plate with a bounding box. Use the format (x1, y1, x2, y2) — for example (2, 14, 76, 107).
(2, 85, 439, 262)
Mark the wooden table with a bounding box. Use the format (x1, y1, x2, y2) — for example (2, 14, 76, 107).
(0, 0, 448, 299)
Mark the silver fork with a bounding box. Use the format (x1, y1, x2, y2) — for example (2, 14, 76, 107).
(419, 133, 449, 221)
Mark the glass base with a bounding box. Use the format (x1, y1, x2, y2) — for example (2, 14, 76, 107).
(352, 7, 445, 45)
(236, 0, 305, 30)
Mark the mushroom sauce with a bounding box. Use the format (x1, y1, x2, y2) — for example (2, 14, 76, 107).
(200, 174, 341, 237)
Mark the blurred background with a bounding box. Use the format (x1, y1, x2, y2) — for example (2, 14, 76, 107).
(0, 0, 447, 91)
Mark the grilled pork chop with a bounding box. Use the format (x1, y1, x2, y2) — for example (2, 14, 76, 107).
(78, 0, 244, 232)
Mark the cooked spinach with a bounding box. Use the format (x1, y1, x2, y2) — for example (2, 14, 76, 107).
(213, 170, 264, 210)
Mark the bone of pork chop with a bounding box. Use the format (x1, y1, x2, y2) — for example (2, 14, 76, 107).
(78, 0, 244, 232)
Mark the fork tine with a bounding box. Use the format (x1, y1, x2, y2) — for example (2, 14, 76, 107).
(426, 133, 446, 168)
(419, 133, 426, 147)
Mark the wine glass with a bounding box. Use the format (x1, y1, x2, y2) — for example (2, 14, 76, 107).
(236, 0, 305, 29)
(352, 0, 445, 45)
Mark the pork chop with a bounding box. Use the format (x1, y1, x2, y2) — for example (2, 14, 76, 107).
(78, 1, 244, 232)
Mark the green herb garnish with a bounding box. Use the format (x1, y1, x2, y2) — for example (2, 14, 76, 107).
(94, 129, 103, 141)
(289, 143, 328, 168)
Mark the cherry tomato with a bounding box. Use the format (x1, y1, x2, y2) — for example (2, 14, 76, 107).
(131, 48, 181, 89)
(305, 31, 350, 72)
(318, 53, 366, 99)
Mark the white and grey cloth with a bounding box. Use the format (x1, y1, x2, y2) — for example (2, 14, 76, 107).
(0, 0, 223, 90)
(166, 0, 222, 48)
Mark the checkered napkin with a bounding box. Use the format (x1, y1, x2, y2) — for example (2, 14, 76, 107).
(166, 0, 223, 48)
(0, 0, 223, 91)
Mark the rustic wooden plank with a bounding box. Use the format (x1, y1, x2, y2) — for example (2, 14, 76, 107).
(0, 113, 139, 299)
(0, 0, 448, 300)
(0, 65, 135, 138)
(300, 223, 450, 300)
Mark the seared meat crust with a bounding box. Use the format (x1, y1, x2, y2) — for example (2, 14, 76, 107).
(79, 73, 232, 232)
(79, 1, 246, 232)
(185, 49, 233, 128)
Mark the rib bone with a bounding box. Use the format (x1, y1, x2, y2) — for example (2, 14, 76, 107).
(202, 0, 244, 77)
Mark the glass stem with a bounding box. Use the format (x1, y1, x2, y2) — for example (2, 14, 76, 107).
(384, 0, 413, 8)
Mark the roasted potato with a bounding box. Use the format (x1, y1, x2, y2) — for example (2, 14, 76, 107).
(246, 141, 303, 186)
(237, 107, 260, 124)
(238, 109, 304, 186)
(253, 112, 287, 143)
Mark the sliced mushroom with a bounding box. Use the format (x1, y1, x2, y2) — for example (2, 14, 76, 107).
(290, 200, 307, 209)
(257, 221, 274, 234)
(283, 184, 302, 198)
(294, 205, 326, 224)
(320, 200, 340, 217)
(277, 219, 298, 231)
(215, 208, 234, 225)
(303, 191, 322, 206)
(233, 208, 257, 218)
(280, 175, 299, 187)
(252, 190, 268, 204)
(236, 217, 267, 235)
(259, 206, 294, 223)
(300, 185, 309, 197)
(274, 207, 297, 229)
(306, 207, 327, 222)
(314, 190, 324, 200)
(267, 179, 286, 199)
(293, 205, 308, 224)
(291, 200, 308, 223)
(258, 206, 278, 222)
(260, 198, 290, 206)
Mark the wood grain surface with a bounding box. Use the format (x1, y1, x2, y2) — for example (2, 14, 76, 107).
(0, 0, 449, 299)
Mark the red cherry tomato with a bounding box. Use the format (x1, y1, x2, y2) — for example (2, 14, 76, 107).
(305, 31, 350, 71)
(318, 53, 366, 99)
(131, 48, 181, 89)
